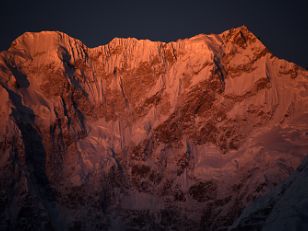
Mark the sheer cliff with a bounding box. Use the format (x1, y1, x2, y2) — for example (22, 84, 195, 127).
(0, 26, 307, 230)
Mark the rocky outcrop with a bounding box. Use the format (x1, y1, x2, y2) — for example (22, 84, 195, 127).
(0, 26, 308, 230)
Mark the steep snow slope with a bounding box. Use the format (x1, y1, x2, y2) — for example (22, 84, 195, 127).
(230, 157, 308, 231)
(0, 26, 307, 230)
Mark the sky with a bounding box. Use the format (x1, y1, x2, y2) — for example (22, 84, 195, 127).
(1, 0, 308, 68)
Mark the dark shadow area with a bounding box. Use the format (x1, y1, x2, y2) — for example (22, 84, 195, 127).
(58, 46, 88, 132)
(6, 86, 47, 186)
(71, 97, 87, 133)
(58, 46, 88, 96)
(4, 59, 30, 88)
(0, 82, 60, 230)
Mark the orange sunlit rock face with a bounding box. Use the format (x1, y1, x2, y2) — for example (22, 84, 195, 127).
(0, 26, 308, 230)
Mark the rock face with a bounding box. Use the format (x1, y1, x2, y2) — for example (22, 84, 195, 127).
(0, 26, 307, 230)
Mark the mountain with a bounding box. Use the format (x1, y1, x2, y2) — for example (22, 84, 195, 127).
(0, 26, 307, 230)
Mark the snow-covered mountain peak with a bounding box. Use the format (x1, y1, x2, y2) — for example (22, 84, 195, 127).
(0, 26, 307, 230)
